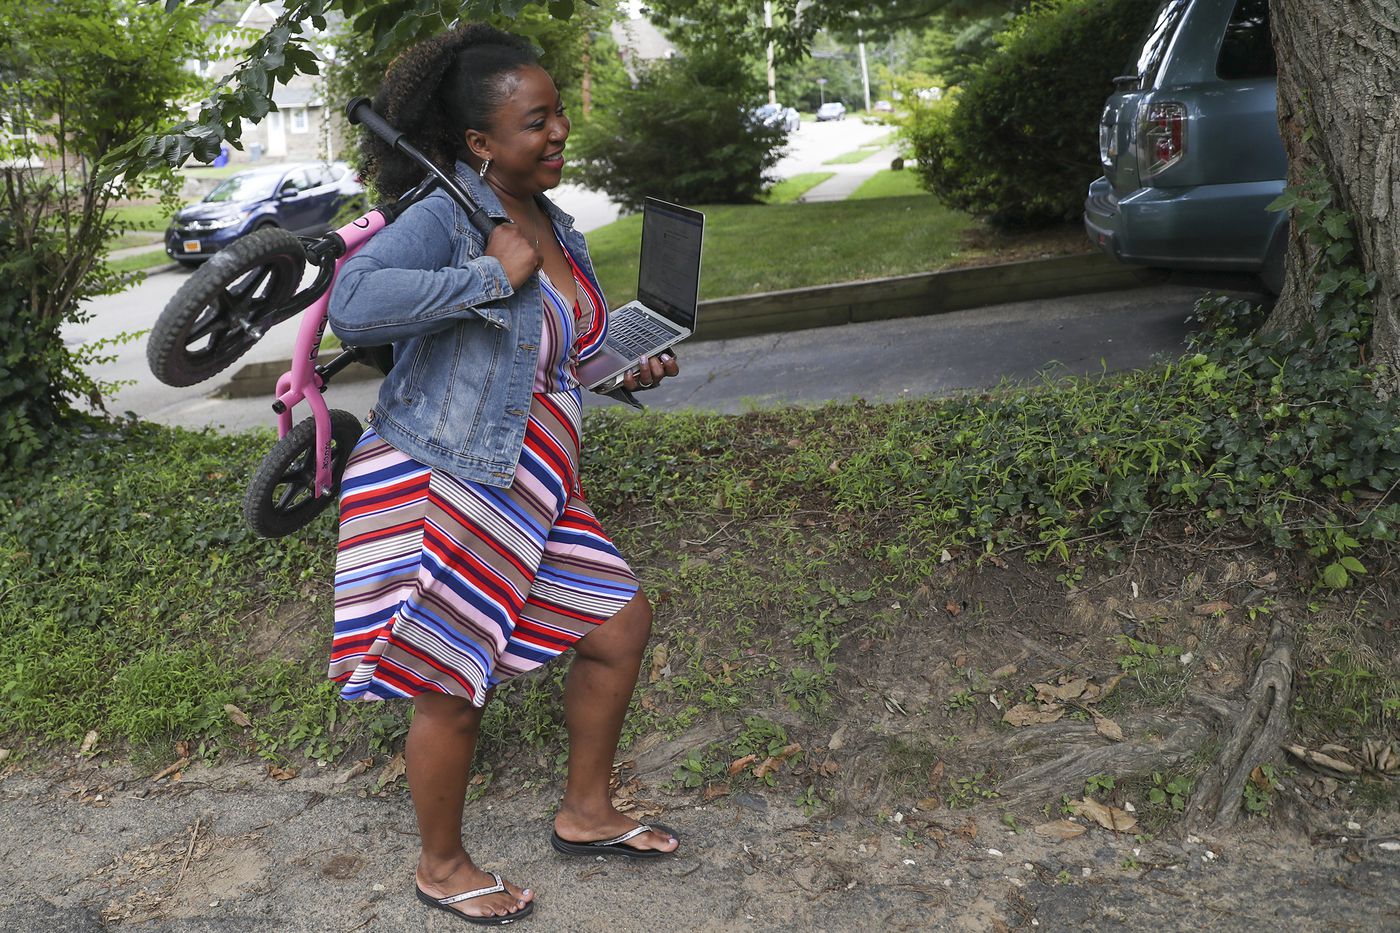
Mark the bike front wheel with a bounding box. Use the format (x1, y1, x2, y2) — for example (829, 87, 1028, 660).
(243, 409, 363, 538)
(147, 227, 307, 387)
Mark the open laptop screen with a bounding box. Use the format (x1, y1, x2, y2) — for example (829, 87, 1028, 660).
(636, 198, 704, 331)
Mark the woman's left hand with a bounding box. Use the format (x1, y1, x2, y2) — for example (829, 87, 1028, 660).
(621, 349, 679, 391)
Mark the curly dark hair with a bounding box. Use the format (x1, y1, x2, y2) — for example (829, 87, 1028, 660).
(364, 24, 539, 198)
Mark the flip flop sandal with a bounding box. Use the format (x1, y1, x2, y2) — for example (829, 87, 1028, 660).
(549, 823, 680, 859)
(415, 872, 534, 926)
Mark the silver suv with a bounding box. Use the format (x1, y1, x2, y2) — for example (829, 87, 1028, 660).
(1083, 0, 1287, 292)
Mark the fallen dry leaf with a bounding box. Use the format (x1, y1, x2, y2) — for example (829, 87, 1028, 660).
(753, 757, 782, 780)
(1285, 744, 1357, 775)
(267, 764, 299, 781)
(1033, 820, 1087, 842)
(79, 730, 99, 755)
(1069, 798, 1137, 833)
(702, 783, 731, 801)
(1035, 677, 1089, 703)
(1362, 739, 1398, 775)
(1002, 703, 1066, 727)
(954, 818, 978, 841)
(1094, 715, 1125, 742)
(469, 773, 487, 786)
(820, 758, 841, 777)
(0, 749, 10, 767)
(150, 757, 191, 782)
(224, 704, 252, 728)
(916, 796, 941, 810)
(334, 757, 374, 785)
(775, 743, 803, 761)
(929, 759, 946, 787)
(991, 663, 1019, 679)
(375, 753, 408, 789)
(175, 740, 191, 758)
(1193, 600, 1232, 617)
(945, 599, 962, 617)
(728, 754, 758, 777)
(648, 644, 670, 684)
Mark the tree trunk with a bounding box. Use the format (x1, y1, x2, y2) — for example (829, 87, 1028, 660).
(1267, 1, 1400, 390)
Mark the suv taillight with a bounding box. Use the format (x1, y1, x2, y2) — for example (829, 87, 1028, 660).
(1099, 105, 1118, 170)
(1139, 101, 1187, 177)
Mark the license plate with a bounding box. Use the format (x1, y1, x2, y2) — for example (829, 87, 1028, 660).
(182, 240, 202, 253)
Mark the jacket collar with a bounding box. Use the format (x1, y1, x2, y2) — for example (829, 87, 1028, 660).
(451, 160, 576, 230)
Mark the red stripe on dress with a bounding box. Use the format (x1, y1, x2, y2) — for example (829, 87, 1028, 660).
(421, 521, 527, 614)
(426, 488, 534, 579)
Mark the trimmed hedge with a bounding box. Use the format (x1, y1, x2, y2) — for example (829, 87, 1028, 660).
(904, 0, 1157, 228)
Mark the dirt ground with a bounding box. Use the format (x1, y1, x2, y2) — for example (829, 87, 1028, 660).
(4, 543, 1398, 931)
(1, 755, 1396, 931)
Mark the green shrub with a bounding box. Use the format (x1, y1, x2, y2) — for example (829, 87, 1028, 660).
(569, 49, 787, 211)
(903, 0, 1157, 227)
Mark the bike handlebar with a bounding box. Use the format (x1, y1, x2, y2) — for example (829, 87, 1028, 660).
(346, 96, 499, 235)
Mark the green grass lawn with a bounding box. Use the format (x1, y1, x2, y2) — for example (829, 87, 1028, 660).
(849, 169, 929, 201)
(760, 172, 835, 205)
(586, 196, 974, 301)
(108, 249, 175, 276)
(182, 164, 246, 180)
(822, 148, 879, 165)
(108, 202, 172, 249)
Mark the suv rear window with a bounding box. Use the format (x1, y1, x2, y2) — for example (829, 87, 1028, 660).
(1131, 0, 1190, 86)
(1217, 0, 1275, 80)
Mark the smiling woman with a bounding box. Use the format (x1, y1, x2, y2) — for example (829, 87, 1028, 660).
(314, 23, 680, 926)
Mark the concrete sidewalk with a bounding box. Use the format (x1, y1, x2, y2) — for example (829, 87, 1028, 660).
(799, 146, 901, 202)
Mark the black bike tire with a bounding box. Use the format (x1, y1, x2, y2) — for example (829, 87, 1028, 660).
(147, 226, 307, 387)
(243, 409, 363, 538)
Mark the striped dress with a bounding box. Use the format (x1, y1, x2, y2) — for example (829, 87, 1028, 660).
(328, 232, 638, 705)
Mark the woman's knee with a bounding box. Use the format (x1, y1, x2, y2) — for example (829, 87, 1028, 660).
(412, 692, 484, 738)
(577, 591, 652, 662)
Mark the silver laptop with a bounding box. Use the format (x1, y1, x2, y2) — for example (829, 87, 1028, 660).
(579, 198, 705, 392)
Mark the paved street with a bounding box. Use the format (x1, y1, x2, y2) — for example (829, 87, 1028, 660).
(71, 119, 1252, 433)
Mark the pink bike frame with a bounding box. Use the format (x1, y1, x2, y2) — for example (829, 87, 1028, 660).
(271, 209, 389, 497)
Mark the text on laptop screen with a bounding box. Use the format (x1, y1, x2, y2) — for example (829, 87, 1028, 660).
(637, 200, 704, 330)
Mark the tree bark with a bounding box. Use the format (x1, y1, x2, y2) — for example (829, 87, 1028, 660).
(1267, 1, 1400, 389)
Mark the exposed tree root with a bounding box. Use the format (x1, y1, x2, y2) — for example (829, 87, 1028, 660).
(1186, 623, 1294, 830)
(990, 714, 1212, 804)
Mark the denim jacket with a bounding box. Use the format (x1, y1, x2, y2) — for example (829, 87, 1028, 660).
(328, 162, 609, 486)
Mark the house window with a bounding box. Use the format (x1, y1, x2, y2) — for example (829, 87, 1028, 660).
(290, 108, 309, 133)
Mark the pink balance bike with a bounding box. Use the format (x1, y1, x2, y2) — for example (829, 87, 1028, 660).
(147, 98, 500, 538)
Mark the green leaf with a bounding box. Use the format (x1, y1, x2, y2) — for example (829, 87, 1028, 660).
(1322, 562, 1350, 589)
(1339, 556, 1366, 575)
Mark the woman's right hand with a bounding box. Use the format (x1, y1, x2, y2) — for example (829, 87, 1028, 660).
(485, 222, 542, 289)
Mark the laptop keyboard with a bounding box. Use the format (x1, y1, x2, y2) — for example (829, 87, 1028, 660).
(608, 310, 682, 359)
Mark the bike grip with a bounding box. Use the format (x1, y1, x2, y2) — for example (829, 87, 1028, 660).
(345, 97, 404, 149)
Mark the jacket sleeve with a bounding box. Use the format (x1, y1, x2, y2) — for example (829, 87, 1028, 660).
(327, 196, 514, 346)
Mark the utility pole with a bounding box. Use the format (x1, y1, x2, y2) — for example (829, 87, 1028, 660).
(857, 29, 871, 113)
(764, 2, 776, 105)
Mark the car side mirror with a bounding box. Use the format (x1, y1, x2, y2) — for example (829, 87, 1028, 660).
(280, 185, 298, 199)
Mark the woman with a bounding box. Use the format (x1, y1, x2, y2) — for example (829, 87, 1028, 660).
(326, 25, 680, 926)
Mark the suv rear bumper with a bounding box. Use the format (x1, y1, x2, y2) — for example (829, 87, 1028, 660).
(1083, 175, 1284, 273)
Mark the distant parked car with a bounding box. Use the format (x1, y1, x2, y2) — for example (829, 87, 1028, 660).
(751, 103, 801, 133)
(1083, 0, 1287, 292)
(165, 162, 365, 267)
(816, 102, 847, 122)
(873, 100, 894, 113)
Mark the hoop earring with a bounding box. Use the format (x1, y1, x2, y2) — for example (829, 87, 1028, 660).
(478, 159, 491, 178)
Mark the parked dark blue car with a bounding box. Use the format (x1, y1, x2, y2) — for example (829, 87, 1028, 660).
(165, 161, 362, 266)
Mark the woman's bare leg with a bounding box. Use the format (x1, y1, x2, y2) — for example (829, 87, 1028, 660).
(553, 592, 679, 852)
(408, 691, 534, 917)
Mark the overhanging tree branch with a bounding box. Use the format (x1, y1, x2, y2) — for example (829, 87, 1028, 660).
(100, 0, 595, 182)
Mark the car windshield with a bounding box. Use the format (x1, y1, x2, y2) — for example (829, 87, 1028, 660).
(755, 104, 778, 118)
(204, 173, 281, 204)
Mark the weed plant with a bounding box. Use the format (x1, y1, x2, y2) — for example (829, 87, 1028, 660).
(3, 176, 1396, 764)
